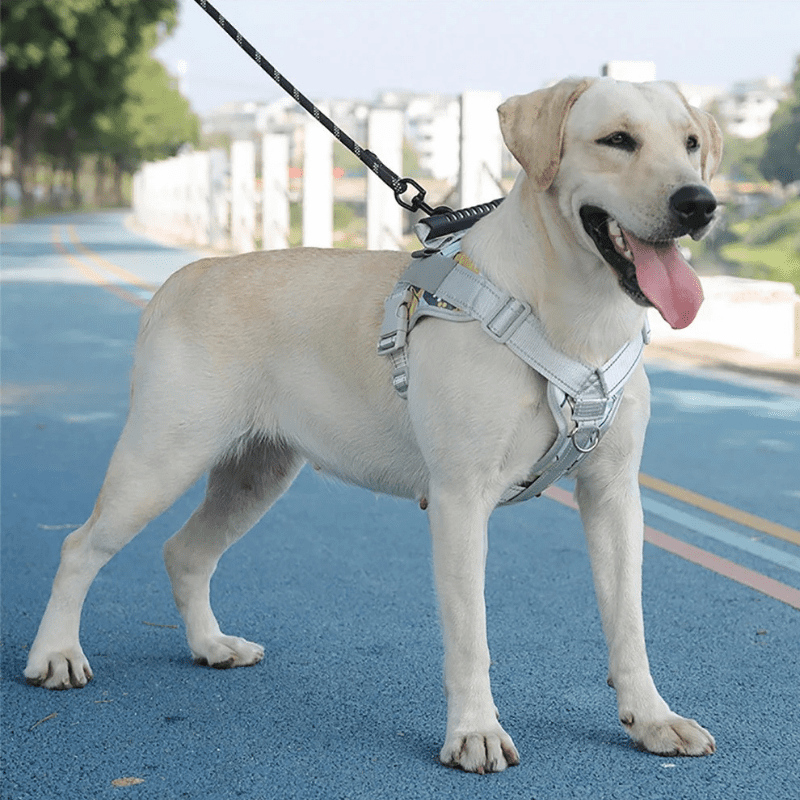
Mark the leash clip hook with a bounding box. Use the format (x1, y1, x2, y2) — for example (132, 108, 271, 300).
(394, 178, 438, 215)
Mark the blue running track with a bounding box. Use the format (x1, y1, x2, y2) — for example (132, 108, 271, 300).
(2, 212, 799, 800)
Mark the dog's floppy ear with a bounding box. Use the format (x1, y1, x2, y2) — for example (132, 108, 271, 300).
(671, 83, 724, 181)
(690, 107, 723, 181)
(498, 78, 594, 191)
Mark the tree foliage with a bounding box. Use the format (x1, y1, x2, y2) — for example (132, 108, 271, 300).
(94, 24, 199, 179)
(759, 55, 800, 185)
(1, 0, 198, 209)
(121, 49, 199, 165)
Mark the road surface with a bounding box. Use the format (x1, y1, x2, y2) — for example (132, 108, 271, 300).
(2, 211, 799, 799)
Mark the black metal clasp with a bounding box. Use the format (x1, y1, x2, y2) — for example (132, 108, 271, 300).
(393, 178, 450, 216)
(393, 178, 431, 213)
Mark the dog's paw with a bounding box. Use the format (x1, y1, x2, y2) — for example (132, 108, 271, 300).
(192, 634, 264, 669)
(24, 647, 93, 690)
(623, 712, 715, 757)
(439, 725, 520, 774)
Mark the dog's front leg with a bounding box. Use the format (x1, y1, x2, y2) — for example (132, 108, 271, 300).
(428, 487, 520, 773)
(574, 464, 715, 757)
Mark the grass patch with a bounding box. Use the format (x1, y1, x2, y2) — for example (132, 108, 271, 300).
(721, 198, 800, 292)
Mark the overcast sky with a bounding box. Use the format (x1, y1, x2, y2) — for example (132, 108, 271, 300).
(155, 0, 800, 117)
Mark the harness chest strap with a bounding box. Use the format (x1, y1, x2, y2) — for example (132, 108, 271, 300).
(378, 252, 649, 503)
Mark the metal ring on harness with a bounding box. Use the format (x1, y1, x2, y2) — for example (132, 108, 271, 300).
(572, 424, 601, 453)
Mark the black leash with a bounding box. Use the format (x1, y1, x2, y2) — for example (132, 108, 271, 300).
(193, 0, 447, 216)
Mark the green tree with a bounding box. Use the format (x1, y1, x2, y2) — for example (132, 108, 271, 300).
(96, 30, 199, 204)
(1, 0, 178, 209)
(759, 55, 800, 185)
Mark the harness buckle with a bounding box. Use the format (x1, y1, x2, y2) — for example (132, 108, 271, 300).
(391, 367, 409, 396)
(378, 329, 404, 355)
(572, 396, 609, 421)
(377, 295, 410, 356)
(482, 297, 531, 344)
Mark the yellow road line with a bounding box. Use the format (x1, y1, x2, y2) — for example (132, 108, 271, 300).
(545, 485, 800, 610)
(639, 472, 800, 547)
(51, 226, 147, 309)
(67, 225, 158, 292)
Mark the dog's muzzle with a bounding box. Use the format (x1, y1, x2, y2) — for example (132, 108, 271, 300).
(580, 185, 716, 329)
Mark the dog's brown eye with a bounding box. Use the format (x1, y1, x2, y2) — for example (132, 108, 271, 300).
(686, 135, 701, 153)
(597, 131, 637, 152)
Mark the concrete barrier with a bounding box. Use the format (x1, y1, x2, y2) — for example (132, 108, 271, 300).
(302, 109, 333, 248)
(367, 108, 403, 250)
(231, 140, 256, 254)
(262, 134, 290, 250)
(131, 99, 798, 365)
(459, 90, 503, 209)
(648, 275, 800, 360)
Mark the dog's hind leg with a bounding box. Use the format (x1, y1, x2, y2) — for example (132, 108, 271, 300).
(24, 412, 221, 690)
(163, 437, 304, 669)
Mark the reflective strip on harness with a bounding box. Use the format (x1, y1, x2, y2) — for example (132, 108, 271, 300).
(377, 249, 648, 503)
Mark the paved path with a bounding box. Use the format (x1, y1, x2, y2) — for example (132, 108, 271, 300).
(2, 211, 799, 799)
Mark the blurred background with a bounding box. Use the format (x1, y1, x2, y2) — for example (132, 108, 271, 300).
(2, 0, 799, 301)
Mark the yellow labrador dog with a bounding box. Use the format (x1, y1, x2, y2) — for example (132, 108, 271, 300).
(26, 77, 721, 773)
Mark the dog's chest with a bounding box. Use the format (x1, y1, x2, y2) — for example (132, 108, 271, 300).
(409, 320, 558, 485)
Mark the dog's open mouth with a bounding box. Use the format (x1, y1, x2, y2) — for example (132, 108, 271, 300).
(579, 206, 703, 330)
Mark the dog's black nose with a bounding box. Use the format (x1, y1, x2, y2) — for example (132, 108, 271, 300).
(670, 185, 717, 232)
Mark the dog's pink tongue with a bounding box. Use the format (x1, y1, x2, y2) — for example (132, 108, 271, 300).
(623, 230, 704, 329)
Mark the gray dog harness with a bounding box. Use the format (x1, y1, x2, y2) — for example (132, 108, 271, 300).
(377, 234, 649, 504)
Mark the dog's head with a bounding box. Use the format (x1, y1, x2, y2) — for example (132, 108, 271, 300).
(498, 77, 723, 329)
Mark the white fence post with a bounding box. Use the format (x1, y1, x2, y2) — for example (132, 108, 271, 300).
(367, 108, 404, 250)
(459, 90, 503, 208)
(179, 154, 192, 241)
(208, 148, 229, 251)
(188, 151, 210, 246)
(302, 109, 333, 248)
(132, 170, 142, 224)
(231, 140, 256, 253)
(262, 133, 290, 250)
